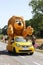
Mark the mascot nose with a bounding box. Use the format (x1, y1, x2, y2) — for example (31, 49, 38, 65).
(18, 22, 21, 25)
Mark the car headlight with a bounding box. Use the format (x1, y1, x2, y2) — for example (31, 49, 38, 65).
(16, 44, 20, 47)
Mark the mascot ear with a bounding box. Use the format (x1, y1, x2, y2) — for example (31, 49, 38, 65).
(8, 16, 15, 26)
(7, 24, 13, 36)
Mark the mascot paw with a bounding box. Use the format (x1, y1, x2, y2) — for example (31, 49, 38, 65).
(26, 26, 34, 35)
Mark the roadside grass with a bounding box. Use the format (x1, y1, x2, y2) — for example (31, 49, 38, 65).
(36, 49, 43, 53)
(0, 34, 3, 40)
(36, 39, 43, 45)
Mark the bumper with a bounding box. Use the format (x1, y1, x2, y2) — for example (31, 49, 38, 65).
(13, 46, 35, 53)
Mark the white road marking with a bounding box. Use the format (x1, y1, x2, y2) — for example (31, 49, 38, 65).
(20, 56, 25, 59)
(33, 61, 41, 65)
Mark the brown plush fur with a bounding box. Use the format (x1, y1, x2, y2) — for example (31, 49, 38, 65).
(7, 16, 34, 39)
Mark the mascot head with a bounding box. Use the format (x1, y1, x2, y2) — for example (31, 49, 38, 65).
(8, 16, 26, 31)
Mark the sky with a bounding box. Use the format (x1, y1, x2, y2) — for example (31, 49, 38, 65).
(0, 0, 33, 28)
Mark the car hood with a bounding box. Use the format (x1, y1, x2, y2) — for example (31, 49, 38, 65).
(15, 41, 32, 46)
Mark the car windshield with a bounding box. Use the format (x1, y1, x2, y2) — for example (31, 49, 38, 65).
(14, 37, 26, 42)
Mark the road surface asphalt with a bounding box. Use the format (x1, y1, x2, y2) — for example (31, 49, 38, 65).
(0, 42, 43, 65)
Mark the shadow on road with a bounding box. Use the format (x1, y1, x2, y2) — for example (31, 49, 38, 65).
(0, 50, 31, 56)
(0, 50, 9, 55)
(0, 50, 18, 56)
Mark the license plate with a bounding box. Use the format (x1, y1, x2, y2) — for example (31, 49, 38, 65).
(23, 48, 28, 50)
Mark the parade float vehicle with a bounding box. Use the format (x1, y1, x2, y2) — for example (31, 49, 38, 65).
(7, 16, 34, 55)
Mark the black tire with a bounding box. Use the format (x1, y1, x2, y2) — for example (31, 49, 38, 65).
(13, 48, 16, 54)
(8, 51, 12, 54)
(30, 52, 34, 55)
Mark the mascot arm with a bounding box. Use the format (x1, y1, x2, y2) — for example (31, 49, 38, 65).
(7, 24, 13, 37)
(22, 26, 34, 38)
(26, 26, 34, 35)
(22, 29, 27, 38)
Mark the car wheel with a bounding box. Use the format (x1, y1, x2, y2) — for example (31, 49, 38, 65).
(13, 48, 16, 54)
(30, 52, 34, 55)
(8, 51, 12, 54)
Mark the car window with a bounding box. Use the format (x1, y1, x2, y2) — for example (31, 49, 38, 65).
(14, 37, 26, 42)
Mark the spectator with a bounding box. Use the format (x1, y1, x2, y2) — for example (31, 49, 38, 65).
(31, 35, 36, 45)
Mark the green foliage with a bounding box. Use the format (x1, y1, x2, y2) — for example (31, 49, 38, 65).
(0, 29, 2, 34)
(29, 0, 43, 14)
(0, 34, 3, 39)
(28, 0, 43, 38)
(25, 20, 32, 27)
(2, 25, 8, 35)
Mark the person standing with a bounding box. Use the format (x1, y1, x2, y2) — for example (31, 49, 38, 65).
(31, 35, 36, 45)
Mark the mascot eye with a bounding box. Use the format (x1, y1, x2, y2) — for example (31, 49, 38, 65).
(16, 20, 19, 23)
(16, 21, 18, 22)
(16, 20, 21, 24)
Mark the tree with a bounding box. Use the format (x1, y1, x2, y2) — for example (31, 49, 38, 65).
(25, 20, 32, 27)
(2, 25, 8, 35)
(29, 0, 43, 14)
(0, 28, 2, 34)
(29, 0, 43, 38)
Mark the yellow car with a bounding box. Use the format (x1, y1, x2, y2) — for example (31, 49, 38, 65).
(7, 36, 35, 55)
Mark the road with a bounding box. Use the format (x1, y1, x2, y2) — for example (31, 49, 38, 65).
(0, 42, 43, 65)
